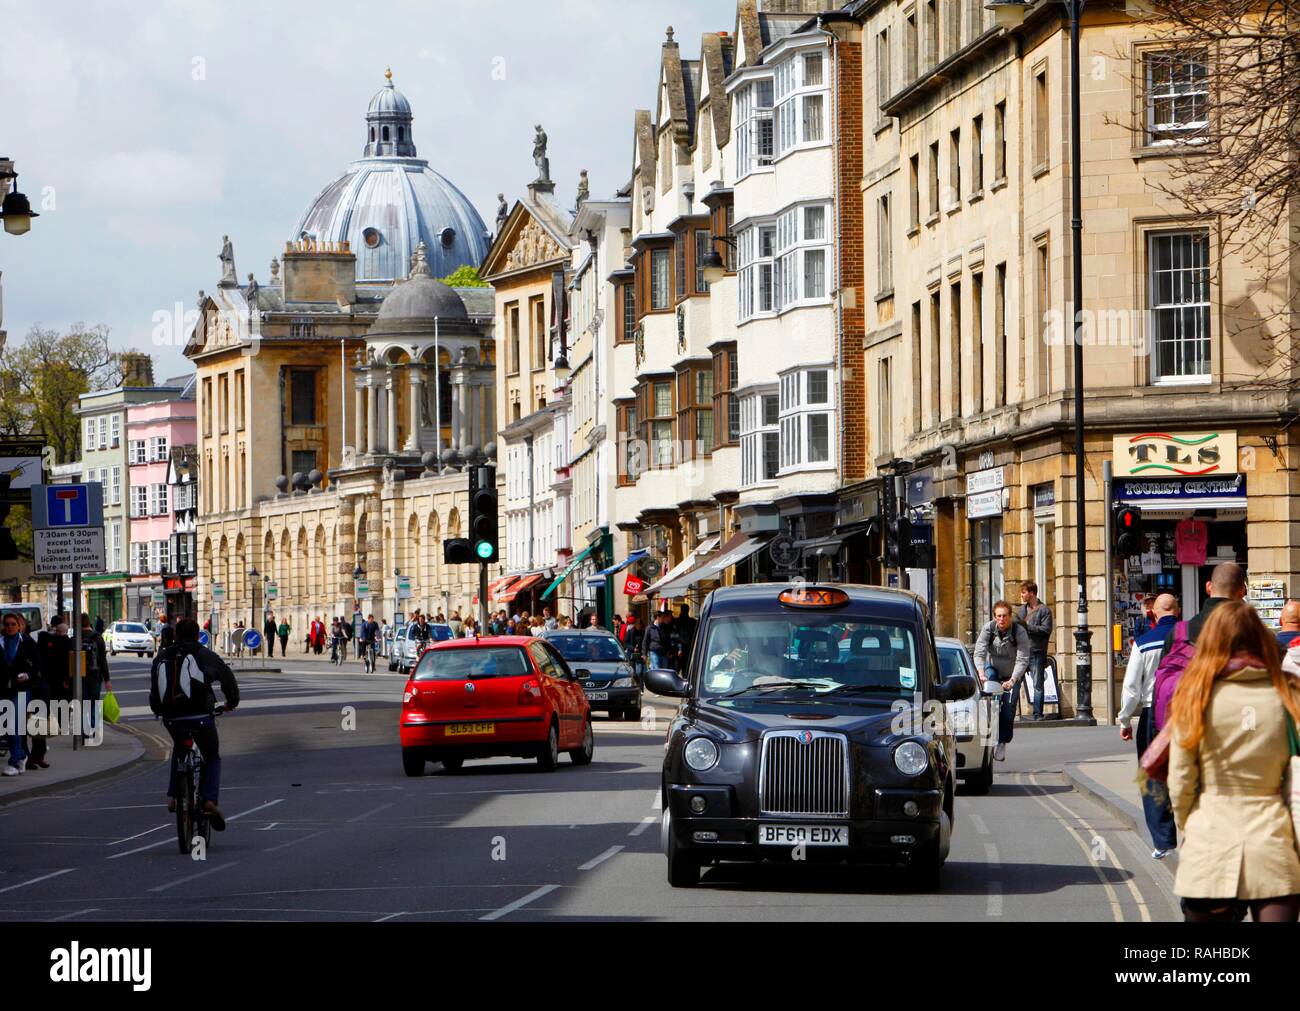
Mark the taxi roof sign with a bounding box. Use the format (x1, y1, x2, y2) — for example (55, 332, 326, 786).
(778, 586, 849, 609)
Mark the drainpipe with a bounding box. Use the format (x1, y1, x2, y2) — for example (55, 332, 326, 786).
(278, 367, 287, 480)
(525, 433, 535, 571)
(820, 17, 846, 500)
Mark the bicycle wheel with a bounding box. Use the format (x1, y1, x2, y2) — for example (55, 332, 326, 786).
(175, 765, 193, 854)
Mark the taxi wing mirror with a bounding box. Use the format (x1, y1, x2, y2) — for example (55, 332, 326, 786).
(934, 673, 977, 703)
(645, 668, 690, 698)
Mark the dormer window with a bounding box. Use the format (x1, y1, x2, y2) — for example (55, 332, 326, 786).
(382, 126, 390, 142)
(398, 127, 405, 142)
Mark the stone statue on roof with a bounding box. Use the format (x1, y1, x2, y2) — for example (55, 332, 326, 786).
(218, 235, 237, 287)
(576, 170, 589, 208)
(245, 272, 259, 303)
(495, 193, 508, 235)
(533, 125, 550, 185)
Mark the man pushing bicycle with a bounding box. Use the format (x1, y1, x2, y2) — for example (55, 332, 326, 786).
(149, 618, 240, 830)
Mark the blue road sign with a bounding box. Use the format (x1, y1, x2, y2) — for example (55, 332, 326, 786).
(199, 631, 210, 647)
(243, 629, 263, 651)
(29, 483, 104, 529)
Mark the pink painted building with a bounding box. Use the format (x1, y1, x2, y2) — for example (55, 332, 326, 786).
(125, 378, 196, 622)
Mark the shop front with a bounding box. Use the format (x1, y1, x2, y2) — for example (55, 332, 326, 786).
(834, 481, 881, 586)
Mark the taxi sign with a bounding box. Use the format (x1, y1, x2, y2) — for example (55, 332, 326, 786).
(778, 586, 849, 609)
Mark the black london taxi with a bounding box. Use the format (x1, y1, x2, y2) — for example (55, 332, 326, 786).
(645, 583, 976, 889)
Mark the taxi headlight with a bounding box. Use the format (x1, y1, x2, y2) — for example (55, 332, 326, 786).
(683, 737, 720, 771)
(611, 677, 635, 688)
(893, 741, 929, 776)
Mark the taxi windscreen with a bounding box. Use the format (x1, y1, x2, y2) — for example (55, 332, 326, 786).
(697, 615, 921, 700)
(547, 635, 626, 663)
(413, 646, 531, 681)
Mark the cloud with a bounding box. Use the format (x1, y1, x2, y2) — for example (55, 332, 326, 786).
(89, 149, 225, 206)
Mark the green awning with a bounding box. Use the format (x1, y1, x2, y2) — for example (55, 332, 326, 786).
(540, 542, 601, 600)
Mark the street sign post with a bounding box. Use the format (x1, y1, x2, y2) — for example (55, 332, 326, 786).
(30, 483, 104, 529)
(32, 526, 105, 575)
(265, 580, 278, 600)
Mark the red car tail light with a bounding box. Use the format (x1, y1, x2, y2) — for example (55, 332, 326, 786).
(517, 679, 542, 705)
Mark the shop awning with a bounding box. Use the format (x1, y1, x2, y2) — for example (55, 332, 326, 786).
(497, 572, 546, 604)
(642, 537, 720, 598)
(687, 532, 771, 585)
(540, 542, 601, 600)
(586, 549, 649, 587)
(474, 574, 518, 605)
(794, 534, 845, 558)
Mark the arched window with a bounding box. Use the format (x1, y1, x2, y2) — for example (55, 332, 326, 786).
(370, 127, 375, 142)
(398, 127, 405, 142)
(382, 126, 390, 142)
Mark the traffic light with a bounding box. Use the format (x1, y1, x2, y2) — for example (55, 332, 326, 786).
(444, 537, 473, 566)
(1114, 503, 1142, 556)
(893, 514, 913, 569)
(469, 465, 498, 564)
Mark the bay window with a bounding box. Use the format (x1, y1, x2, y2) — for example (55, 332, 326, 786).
(778, 366, 835, 471)
(712, 345, 740, 449)
(734, 78, 775, 177)
(740, 390, 780, 487)
(774, 50, 828, 158)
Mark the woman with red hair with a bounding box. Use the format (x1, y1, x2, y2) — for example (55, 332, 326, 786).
(1168, 600, 1300, 922)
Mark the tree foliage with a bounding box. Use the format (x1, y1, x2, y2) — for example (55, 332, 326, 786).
(0, 323, 123, 464)
(439, 264, 490, 288)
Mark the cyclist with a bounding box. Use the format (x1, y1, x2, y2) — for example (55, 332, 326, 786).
(359, 613, 380, 672)
(330, 618, 345, 665)
(149, 618, 239, 830)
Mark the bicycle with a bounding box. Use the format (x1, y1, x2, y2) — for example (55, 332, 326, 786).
(361, 639, 378, 673)
(168, 705, 224, 855)
(330, 635, 344, 665)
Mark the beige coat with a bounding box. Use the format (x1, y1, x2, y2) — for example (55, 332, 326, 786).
(1168, 665, 1300, 899)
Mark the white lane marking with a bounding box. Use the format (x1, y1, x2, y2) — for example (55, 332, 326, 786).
(256, 823, 280, 831)
(374, 912, 406, 922)
(348, 801, 397, 824)
(264, 830, 329, 854)
(629, 816, 656, 837)
(108, 800, 285, 860)
(480, 884, 559, 922)
(970, 813, 989, 835)
(48, 908, 98, 922)
(0, 868, 75, 894)
(651, 790, 662, 810)
(984, 843, 1002, 916)
(87, 805, 165, 812)
(1029, 771, 1150, 923)
(109, 823, 170, 846)
(577, 846, 624, 871)
(147, 862, 238, 893)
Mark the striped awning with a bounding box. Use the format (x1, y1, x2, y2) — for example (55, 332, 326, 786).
(540, 542, 601, 600)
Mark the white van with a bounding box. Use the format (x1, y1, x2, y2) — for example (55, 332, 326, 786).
(0, 602, 44, 634)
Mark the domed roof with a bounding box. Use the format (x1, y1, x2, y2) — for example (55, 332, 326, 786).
(368, 70, 412, 117)
(376, 242, 467, 321)
(292, 71, 490, 283)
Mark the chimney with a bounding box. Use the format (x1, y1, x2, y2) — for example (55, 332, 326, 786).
(120, 351, 155, 388)
(281, 238, 357, 306)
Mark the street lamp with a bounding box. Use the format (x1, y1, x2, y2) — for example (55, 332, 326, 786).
(248, 565, 259, 652)
(0, 163, 38, 236)
(701, 234, 737, 287)
(986, 0, 1093, 722)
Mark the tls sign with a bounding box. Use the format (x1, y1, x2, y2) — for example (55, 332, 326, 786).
(1112, 432, 1238, 478)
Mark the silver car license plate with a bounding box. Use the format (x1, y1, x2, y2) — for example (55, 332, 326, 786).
(586, 691, 609, 701)
(758, 824, 848, 846)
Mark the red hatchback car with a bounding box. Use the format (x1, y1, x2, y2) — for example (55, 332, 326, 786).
(400, 636, 594, 775)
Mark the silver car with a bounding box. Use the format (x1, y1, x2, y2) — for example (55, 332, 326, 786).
(108, 620, 156, 657)
(390, 622, 453, 675)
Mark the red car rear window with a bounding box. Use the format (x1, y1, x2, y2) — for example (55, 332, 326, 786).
(413, 646, 531, 681)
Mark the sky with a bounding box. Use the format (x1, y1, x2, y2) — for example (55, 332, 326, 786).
(0, 0, 734, 380)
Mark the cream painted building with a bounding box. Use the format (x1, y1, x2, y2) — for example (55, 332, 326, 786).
(854, 0, 1300, 716)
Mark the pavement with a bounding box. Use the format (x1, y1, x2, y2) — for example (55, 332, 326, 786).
(0, 723, 153, 807)
(0, 655, 1183, 922)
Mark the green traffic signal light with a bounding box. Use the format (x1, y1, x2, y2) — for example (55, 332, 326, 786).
(475, 540, 494, 560)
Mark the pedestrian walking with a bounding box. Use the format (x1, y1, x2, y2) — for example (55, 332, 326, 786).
(1118, 592, 1180, 859)
(1168, 599, 1300, 922)
(674, 604, 697, 673)
(278, 617, 291, 657)
(78, 613, 110, 738)
(158, 614, 175, 650)
(261, 611, 276, 658)
(0, 612, 39, 776)
(1277, 599, 1300, 650)
(1154, 561, 1249, 730)
(1016, 580, 1054, 719)
(972, 601, 1030, 762)
(643, 610, 676, 671)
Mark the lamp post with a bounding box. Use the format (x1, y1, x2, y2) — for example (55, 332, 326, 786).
(352, 564, 365, 658)
(987, 0, 1093, 722)
(248, 565, 259, 654)
(0, 161, 39, 236)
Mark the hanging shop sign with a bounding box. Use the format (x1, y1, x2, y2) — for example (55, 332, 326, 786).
(966, 467, 1006, 519)
(623, 573, 646, 596)
(1112, 431, 1238, 477)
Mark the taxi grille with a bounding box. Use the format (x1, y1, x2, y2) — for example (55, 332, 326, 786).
(758, 731, 849, 818)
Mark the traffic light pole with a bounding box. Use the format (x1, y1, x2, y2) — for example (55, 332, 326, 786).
(478, 563, 489, 634)
(1103, 460, 1115, 724)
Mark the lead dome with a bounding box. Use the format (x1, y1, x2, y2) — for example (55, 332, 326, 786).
(292, 70, 490, 283)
